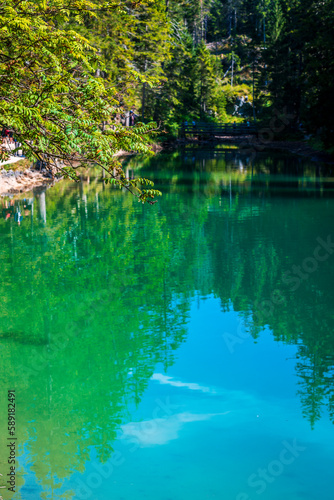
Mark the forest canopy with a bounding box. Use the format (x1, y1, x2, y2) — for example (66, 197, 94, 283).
(0, 0, 164, 203)
(0, 0, 333, 196)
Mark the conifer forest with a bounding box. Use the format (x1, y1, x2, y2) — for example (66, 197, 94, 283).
(0, 3, 334, 500)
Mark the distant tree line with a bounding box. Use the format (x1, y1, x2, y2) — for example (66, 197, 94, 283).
(1, 0, 333, 178)
(77, 0, 333, 146)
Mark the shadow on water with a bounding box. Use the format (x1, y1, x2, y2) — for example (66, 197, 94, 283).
(0, 149, 334, 497)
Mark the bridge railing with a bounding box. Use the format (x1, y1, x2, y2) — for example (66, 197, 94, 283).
(181, 122, 257, 137)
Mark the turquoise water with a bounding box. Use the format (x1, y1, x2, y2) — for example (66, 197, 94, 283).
(0, 150, 333, 500)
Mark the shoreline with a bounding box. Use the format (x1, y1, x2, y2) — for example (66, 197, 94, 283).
(0, 165, 56, 197)
(1, 139, 332, 197)
(0, 146, 165, 197)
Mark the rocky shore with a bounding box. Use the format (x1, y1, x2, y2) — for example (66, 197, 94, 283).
(0, 146, 164, 197)
(0, 167, 55, 196)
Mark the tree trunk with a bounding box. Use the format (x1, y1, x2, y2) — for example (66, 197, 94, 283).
(141, 26, 148, 120)
(231, 52, 234, 87)
(253, 59, 256, 122)
(142, 82, 146, 121)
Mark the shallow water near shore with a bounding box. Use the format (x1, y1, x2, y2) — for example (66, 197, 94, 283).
(0, 149, 333, 500)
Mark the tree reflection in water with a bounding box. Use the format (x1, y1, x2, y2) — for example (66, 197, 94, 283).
(0, 150, 333, 496)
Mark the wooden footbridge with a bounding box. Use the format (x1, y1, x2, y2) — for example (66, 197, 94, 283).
(180, 122, 257, 139)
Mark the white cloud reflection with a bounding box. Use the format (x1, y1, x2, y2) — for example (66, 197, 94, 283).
(151, 373, 216, 394)
(121, 412, 230, 447)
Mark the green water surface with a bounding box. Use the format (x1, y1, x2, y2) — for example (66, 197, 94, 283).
(0, 149, 333, 500)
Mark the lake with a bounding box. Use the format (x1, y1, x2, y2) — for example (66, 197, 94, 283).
(0, 148, 333, 500)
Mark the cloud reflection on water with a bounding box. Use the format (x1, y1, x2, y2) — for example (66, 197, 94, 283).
(151, 373, 217, 394)
(121, 411, 230, 447)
